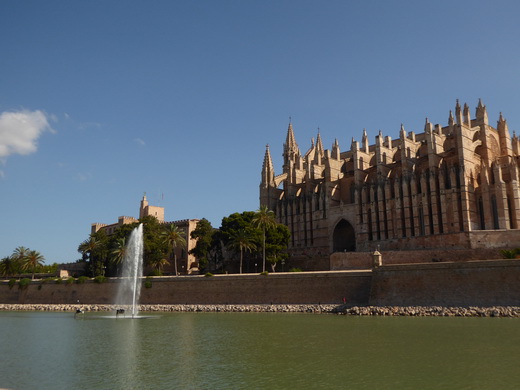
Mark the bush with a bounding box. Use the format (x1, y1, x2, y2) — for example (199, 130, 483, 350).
(8, 279, 16, 289)
(18, 278, 31, 289)
(501, 249, 520, 259)
(76, 276, 89, 284)
(55, 278, 62, 284)
(260, 271, 269, 276)
(289, 267, 302, 272)
(148, 269, 162, 276)
(204, 272, 214, 277)
(94, 275, 106, 284)
(66, 277, 75, 285)
(144, 277, 152, 289)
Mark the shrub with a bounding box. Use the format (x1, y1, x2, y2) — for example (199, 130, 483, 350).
(94, 275, 106, 284)
(18, 278, 31, 289)
(8, 279, 16, 289)
(66, 277, 75, 285)
(55, 278, 62, 284)
(144, 277, 152, 289)
(289, 267, 303, 272)
(501, 249, 520, 259)
(260, 271, 269, 276)
(148, 269, 162, 276)
(76, 276, 89, 284)
(204, 272, 214, 277)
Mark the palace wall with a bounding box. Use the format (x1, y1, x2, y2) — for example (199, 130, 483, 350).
(3, 259, 520, 307)
(0, 271, 372, 306)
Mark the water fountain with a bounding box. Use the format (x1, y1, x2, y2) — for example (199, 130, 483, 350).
(115, 223, 144, 318)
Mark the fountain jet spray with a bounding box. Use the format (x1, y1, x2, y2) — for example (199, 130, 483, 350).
(115, 223, 144, 318)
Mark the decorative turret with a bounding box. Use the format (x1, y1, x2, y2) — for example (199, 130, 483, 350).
(455, 99, 463, 125)
(463, 103, 471, 125)
(497, 112, 513, 156)
(424, 118, 433, 133)
(362, 129, 369, 153)
(476, 98, 488, 125)
(314, 132, 324, 165)
(332, 138, 340, 160)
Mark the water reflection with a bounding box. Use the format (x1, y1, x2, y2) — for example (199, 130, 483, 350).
(1, 312, 520, 389)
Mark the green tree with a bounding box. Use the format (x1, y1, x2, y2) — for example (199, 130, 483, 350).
(265, 224, 290, 272)
(189, 218, 216, 273)
(111, 237, 127, 265)
(227, 229, 257, 274)
(78, 230, 109, 276)
(161, 223, 186, 276)
(140, 215, 169, 272)
(218, 211, 261, 273)
(0, 256, 20, 277)
(22, 250, 45, 280)
(148, 256, 170, 275)
(252, 205, 276, 273)
(12, 246, 30, 263)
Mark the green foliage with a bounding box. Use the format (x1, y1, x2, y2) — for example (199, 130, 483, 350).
(148, 269, 163, 276)
(227, 228, 257, 274)
(189, 218, 217, 273)
(204, 272, 214, 277)
(289, 267, 302, 272)
(55, 277, 62, 284)
(66, 277, 75, 285)
(76, 276, 89, 284)
(161, 223, 186, 275)
(18, 278, 31, 289)
(144, 277, 153, 289)
(94, 275, 106, 284)
(8, 279, 16, 289)
(501, 249, 520, 259)
(260, 271, 269, 276)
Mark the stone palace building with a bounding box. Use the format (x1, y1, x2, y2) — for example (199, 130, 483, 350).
(260, 100, 520, 267)
(91, 194, 200, 274)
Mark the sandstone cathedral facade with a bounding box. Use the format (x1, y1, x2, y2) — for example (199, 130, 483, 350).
(260, 101, 520, 265)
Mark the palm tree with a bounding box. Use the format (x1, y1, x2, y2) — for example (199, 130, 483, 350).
(13, 246, 30, 262)
(22, 250, 45, 280)
(161, 224, 186, 276)
(148, 257, 170, 275)
(227, 229, 257, 274)
(252, 205, 276, 273)
(111, 237, 127, 265)
(78, 236, 99, 261)
(0, 256, 19, 277)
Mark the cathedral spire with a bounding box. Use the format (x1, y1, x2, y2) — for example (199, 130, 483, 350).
(283, 121, 300, 165)
(261, 144, 275, 187)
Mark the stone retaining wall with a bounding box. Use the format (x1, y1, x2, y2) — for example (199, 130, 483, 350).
(2, 304, 520, 317)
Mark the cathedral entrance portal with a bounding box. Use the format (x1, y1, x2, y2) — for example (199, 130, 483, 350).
(333, 219, 356, 252)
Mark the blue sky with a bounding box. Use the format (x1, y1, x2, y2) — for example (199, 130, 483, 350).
(2, 0, 520, 264)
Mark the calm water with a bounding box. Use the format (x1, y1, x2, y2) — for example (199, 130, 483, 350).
(1, 311, 520, 389)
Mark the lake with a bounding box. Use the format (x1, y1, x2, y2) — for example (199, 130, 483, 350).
(1, 311, 519, 389)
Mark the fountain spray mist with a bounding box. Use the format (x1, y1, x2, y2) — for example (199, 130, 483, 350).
(115, 223, 144, 317)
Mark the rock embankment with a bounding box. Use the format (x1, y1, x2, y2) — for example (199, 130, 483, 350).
(1, 304, 520, 317)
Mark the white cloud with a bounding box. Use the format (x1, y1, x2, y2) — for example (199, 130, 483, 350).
(0, 109, 55, 159)
(134, 138, 146, 146)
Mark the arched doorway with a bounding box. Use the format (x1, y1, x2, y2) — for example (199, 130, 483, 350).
(333, 219, 356, 252)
